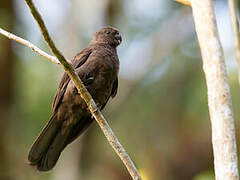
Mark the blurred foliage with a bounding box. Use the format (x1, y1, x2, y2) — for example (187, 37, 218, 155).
(0, 0, 239, 180)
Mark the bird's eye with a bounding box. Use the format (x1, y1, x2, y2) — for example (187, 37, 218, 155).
(105, 30, 111, 35)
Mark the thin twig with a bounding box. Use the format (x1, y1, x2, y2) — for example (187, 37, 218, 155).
(228, 0, 240, 85)
(175, 0, 191, 6)
(0, 27, 59, 64)
(191, 0, 239, 179)
(23, 0, 142, 179)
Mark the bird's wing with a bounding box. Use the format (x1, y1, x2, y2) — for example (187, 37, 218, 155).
(28, 49, 92, 170)
(111, 78, 118, 98)
(52, 48, 92, 112)
(100, 78, 118, 110)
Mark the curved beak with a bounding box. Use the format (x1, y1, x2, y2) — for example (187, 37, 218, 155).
(115, 34, 122, 44)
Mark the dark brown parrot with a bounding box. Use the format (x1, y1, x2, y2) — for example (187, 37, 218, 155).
(28, 27, 122, 171)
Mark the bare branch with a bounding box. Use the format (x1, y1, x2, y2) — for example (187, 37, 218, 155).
(175, 0, 191, 6)
(191, 0, 239, 179)
(23, 0, 142, 179)
(0, 27, 59, 64)
(228, 0, 240, 85)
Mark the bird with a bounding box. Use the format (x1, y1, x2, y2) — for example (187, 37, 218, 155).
(28, 27, 122, 171)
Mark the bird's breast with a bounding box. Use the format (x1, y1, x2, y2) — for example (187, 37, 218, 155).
(87, 59, 118, 106)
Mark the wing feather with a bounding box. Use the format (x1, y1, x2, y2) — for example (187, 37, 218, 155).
(52, 48, 92, 112)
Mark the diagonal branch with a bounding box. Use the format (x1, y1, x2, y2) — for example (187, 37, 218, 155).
(0, 27, 59, 64)
(228, 0, 240, 85)
(0, 0, 142, 180)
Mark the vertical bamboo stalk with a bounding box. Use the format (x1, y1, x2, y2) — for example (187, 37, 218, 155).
(191, 0, 239, 179)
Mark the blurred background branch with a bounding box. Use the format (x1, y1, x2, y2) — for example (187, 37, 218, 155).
(228, 0, 240, 85)
(0, 0, 14, 179)
(175, 0, 190, 6)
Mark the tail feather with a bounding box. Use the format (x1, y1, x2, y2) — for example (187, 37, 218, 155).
(65, 117, 94, 147)
(28, 115, 93, 171)
(37, 118, 93, 171)
(28, 113, 61, 166)
(37, 125, 70, 171)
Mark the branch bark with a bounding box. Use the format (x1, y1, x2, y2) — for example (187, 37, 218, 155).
(0, 0, 143, 179)
(191, 0, 239, 179)
(228, 0, 240, 85)
(0, 27, 59, 64)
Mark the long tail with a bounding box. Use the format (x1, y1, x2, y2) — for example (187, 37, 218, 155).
(28, 114, 93, 171)
(28, 113, 63, 171)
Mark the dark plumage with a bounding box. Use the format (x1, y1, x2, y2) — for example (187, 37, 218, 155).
(28, 27, 122, 171)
